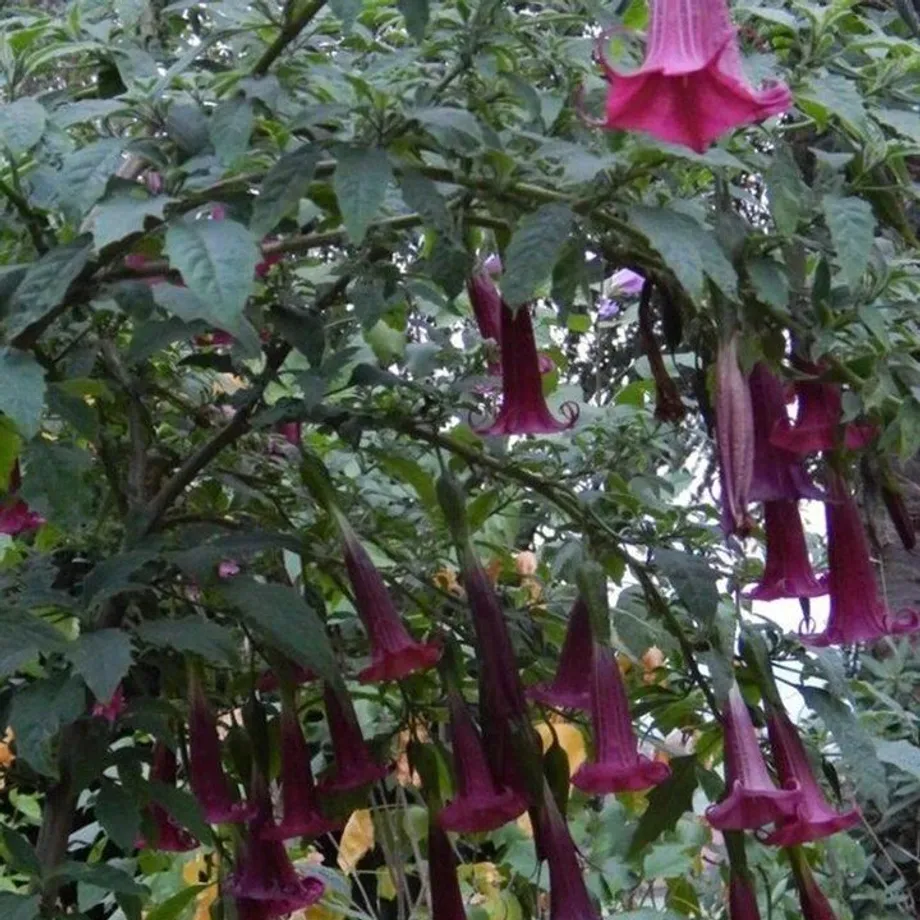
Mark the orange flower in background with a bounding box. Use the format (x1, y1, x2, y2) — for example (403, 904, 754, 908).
(394, 723, 428, 787)
(0, 729, 15, 768)
(641, 646, 665, 685)
(433, 566, 462, 595)
(514, 551, 537, 576)
(485, 557, 503, 585)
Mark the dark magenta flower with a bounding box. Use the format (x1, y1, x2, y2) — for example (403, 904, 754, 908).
(771, 368, 875, 455)
(428, 817, 467, 920)
(277, 422, 302, 446)
(762, 707, 860, 846)
(341, 527, 441, 683)
(729, 870, 761, 920)
(0, 462, 44, 536)
(261, 696, 341, 842)
(256, 662, 315, 694)
(137, 743, 199, 852)
(229, 770, 325, 917)
(748, 501, 827, 602)
(537, 790, 600, 920)
(144, 170, 164, 194)
(590, 0, 791, 152)
(188, 674, 255, 824)
(572, 643, 670, 794)
(527, 598, 593, 711)
(788, 849, 839, 920)
(802, 471, 920, 646)
(705, 684, 800, 831)
(439, 689, 527, 834)
(317, 683, 388, 794)
(92, 683, 127, 725)
(715, 334, 754, 536)
(256, 250, 283, 279)
(477, 302, 579, 436)
(218, 559, 241, 579)
(749, 363, 822, 504)
(468, 271, 502, 350)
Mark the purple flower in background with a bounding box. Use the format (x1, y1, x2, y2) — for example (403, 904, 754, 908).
(762, 706, 861, 846)
(590, 0, 791, 152)
(597, 298, 620, 320)
(608, 268, 645, 296)
(277, 422, 302, 447)
(527, 598, 593, 711)
(439, 688, 527, 834)
(0, 461, 44, 536)
(572, 643, 670, 794)
(748, 501, 827, 602)
(218, 559, 241, 579)
(144, 170, 164, 194)
(705, 684, 800, 831)
(137, 743, 200, 852)
(482, 253, 503, 277)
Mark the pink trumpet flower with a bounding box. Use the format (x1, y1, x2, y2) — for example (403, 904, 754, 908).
(478, 302, 579, 436)
(748, 501, 827, 602)
(572, 644, 670, 794)
(729, 870, 762, 920)
(229, 771, 325, 918)
(92, 684, 127, 725)
(762, 707, 860, 846)
(428, 818, 467, 920)
(317, 683, 388, 794)
(789, 849, 839, 920)
(538, 790, 601, 920)
(715, 334, 754, 537)
(591, 0, 791, 152)
(138, 743, 200, 852)
(705, 685, 800, 830)
(261, 697, 342, 841)
(771, 371, 875, 455)
(527, 598, 593, 710)
(439, 689, 527, 834)
(341, 527, 441, 682)
(468, 272, 503, 348)
(187, 674, 255, 825)
(801, 472, 920, 646)
(0, 462, 44, 536)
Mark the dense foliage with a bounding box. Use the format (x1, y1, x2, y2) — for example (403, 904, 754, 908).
(0, 1, 919, 919)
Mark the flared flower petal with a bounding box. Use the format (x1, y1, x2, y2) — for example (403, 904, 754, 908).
(594, 0, 790, 152)
(341, 528, 441, 683)
(477, 302, 579, 436)
(572, 644, 670, 794)
(137, 743, 200, 852)
(801, 472, 920, 647)
(748, 501, 827, 602)
(439, 689, 527, 834)
(761, 707, 860, 847)
(527, 598, 593, 711)
(706, 685, 800, 831)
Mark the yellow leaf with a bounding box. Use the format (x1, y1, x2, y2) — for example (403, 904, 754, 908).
(516, 812, 533, 837)
(338, 809, 374, 874)
(376, 866, 397, 900)
(535, 721, 587, 775)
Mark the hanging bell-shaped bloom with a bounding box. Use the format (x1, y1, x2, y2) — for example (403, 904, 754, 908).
(229, 770, 325, 918)
(572, 644, 671, 794)
(802, 472, 920, 647)
(277, 421, 302, 446)
(317, 683, 388, 794)
(705, 685, 801, 830)
(428, 817, 467, 920)
(137, 743, 200, 852)
(748, 502, 827, 602)
(789, 850, 839, 920)
(187, 674, 255, 824)
(771, 369, 875, 455)
(715, 334, 755, 536)
(477, 302, 579, 436)
(439, 689, 527, 834)
(749, 364, 822, 504)
(92, 683, 127, 725)
(341, 527, 441, 683)
(537, 790, 601, 920)
(261, 697, 341, 841)
(527, 599, 593, 710)
(728, 869, 762, 920)
(468, 271, 503, 348)
(0, 461, 44, 536)
(591, 0, 791, 152)
(762, 707, 860, 846)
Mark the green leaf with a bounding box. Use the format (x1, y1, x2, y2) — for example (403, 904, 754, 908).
(96, 780, 142, 852)
(0, 893, 40, 920)
(329, 0, 363, 28)
(643, 842, 692, 879)
(333, 147, 393, 244)
(398, 0, 429, 40)
(135, 616, 239, 665)
(166, 103, 210, 155)
(822, 195, 875, 290)
(0, 825, 41, 876)
(19, 440, 93, 528)
(376, 455, 438, 509)
(412, 107, 484, 152)
(502, 203, 573, 307)
(655, 549, 719, 628)
(798, 73, 867, 131)
(765, 144, 809, 237)
(89, 193, 172, 250)
(152, 283, 260, 352)
(875, 739, 920, 780)
(163, 219, 260, 328)
(65, 629, 134, 704)
(0, 610, 66, 679)
(251, 145, 320, 237)
(7, 239, 92, 339)
(148, 782, 211, 843)
(210, 96, 253, 166)
(628, 756, 698, 856)
(398, 170, 452, 234)
(0, 98, 47, 157)
(9, 674, 86, 776)
(0, 348, 46, 438)
(747, 258, 789, 310)
(801, 687, 888, 807)
(54, 861, 148, 896)
(220, 578, 339, 683)
(58, 139, 125, 220)
(146, 886, 210, 920)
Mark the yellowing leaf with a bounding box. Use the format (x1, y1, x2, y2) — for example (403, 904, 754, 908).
(338, 809, 374, 873)
(376, 865, 397, 900)
(535, 721, 587, 775)
(516, 811, 533, 837)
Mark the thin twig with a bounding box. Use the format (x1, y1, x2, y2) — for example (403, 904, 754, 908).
(251, 0, 328, 76)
